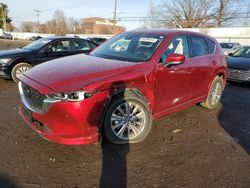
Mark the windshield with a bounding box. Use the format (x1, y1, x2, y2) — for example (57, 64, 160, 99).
(220, 43, 234, 49)
(232, 47, 250, 58)
(23, 38, 52, 50)
(91, 33, 165, 62)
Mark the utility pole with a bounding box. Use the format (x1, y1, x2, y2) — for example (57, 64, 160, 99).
(113, 0, 117, 34)
(34, 9, 42, 33)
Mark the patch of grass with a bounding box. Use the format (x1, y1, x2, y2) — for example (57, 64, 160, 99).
(0, 39, 31, 50)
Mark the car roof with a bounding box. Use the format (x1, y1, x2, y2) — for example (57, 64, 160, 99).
(44, 36, 86, 40)
(125, 29, 216, 41)
(41, 36, 98, 44)
(126, 29, 206, 36)
(220, 42, 238, 44)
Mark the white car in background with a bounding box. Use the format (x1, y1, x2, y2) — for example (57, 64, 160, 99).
(220, 42, 241, 55)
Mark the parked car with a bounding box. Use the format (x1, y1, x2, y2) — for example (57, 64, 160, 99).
(29, 35, 42, 41)
(17, 29, 227, 145)
(227, 46, 250, 82)
(0, 32, 13, 40)
(0, 37, 99, 82)
(87, 37, 107, 45)
(220, 42, 241, 55)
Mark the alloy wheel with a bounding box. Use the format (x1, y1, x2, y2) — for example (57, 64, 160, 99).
(15, 66, 30, 77)
(209, 81, 222, 106)
(110, 102, 146, 140)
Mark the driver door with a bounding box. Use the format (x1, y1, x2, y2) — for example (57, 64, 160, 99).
(154, 35, 193, 115)
(30, 39, 71, 65)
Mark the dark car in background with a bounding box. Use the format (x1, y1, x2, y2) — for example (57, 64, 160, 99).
(87, 37, 107, 45)
(227, 46, 250, 83)
(29, 35, 42, 41)
(0, 37, 99, 82)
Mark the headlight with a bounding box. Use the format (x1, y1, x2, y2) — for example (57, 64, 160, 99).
(47, 91, 86, 102)
(0, 58, 12, 64)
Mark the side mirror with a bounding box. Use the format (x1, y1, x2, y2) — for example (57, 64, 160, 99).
(164, 53, 185, 67)
(227, 53, 233, 57)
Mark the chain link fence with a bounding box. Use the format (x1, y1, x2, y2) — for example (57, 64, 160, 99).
(215, 37, 250, 46)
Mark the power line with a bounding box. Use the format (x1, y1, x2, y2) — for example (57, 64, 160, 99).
(41, 0, 88, 12)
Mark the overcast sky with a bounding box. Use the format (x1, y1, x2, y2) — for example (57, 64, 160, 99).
(2, 0, 250, 31)
(1, 0, 161, 30)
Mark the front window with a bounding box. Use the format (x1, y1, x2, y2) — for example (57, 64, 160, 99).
(47, 40, 70, 52)
(91, 33, 165, 62)
(232, 47, 250, 58)
(23, 38, 52, 50)
(161, 35, 189, 62)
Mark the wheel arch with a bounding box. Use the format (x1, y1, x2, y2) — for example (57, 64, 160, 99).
(9, 59, 32, 74)
(208, 68, 227, 91)
(98, 87, 152, 133)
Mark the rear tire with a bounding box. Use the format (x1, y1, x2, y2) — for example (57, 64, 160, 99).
(11, 62, 32, 83)
(103, 91, 152, 144)
(201, 76, 223, 109)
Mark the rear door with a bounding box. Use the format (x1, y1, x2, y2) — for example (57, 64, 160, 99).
(70, 39, 97, 55)
(187, 35, 216, 100)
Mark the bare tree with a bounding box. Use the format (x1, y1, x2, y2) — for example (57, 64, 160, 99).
(52, 10, 68, 35)
(20, 21, 36, 32)
(162, 0, 215, 28)
(0, 3, 13, 31)
(240, 1, 250, 26)
(214, 0, 239, 27)
(147, 0, 242, 28)
(67, 17, 83, 34)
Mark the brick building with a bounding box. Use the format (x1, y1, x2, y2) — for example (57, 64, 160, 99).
(82, 17, 125, 35)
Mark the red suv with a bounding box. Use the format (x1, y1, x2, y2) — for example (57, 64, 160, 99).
(18, 30, 227, 145)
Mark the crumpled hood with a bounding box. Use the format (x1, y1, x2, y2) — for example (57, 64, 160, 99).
(227, 56, 250, 70)
(22, 54, 137, 92)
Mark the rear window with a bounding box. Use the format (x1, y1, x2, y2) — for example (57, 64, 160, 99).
(220, 43, 233, 49)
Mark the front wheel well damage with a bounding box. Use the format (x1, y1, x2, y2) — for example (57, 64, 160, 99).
(98, 87, 150, 133)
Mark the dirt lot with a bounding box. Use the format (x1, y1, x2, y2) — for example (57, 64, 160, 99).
(0, 42, 250, 187)
(0, 39, 30, 50)
(0, 81, 249, 188)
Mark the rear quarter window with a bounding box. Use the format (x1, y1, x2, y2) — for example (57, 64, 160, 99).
(206, 39, 216, 54)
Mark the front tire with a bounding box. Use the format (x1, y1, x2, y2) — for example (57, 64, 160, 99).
(201, 76, 224, 109)
(11, 62, 32, 83)
(103, 91, 152, 144)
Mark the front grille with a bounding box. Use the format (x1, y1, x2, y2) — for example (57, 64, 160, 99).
(22, 83, 46, 112)
(228, 68, 250, 81)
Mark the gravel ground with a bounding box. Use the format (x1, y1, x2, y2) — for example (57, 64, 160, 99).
(0, 79, 249, 188)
